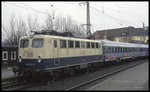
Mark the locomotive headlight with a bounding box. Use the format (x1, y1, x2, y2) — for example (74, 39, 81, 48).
(19, 56, 22, 62)
(38, 56, 41, 63)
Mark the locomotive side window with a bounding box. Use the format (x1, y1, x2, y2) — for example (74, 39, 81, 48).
(81, 41, 85, 48)
(60, 40, 66, 48)
(87, 42, 90, 48)
(91, 42, 95, 48)
(32, 39, 43, 48)
(96, 43, 98, 48)
(54, 40, 57, 48)
(68, 40, 74, 48)
(20, 39, 29, 48)
(75, 41, 80, 48)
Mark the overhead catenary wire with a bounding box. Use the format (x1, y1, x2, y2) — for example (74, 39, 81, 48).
(5, 2, 48, 15)
(114, 2, 146, 25)
(90, 5, 141, 27)
(20, 3, 47, 15)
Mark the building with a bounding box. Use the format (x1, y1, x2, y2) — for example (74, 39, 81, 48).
(2, 45, 18, 68)
(93, 26, 149, 44)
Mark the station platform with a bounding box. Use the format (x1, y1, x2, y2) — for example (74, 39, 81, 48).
(1, 68, 15, 79)
(87, 61, 149, 90)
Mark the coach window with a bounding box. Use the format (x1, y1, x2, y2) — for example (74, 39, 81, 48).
(131, 48, 133, 52)
(68, 40, 74, 48)
(3, 51, 8, 60)
(128, 48, 130, 52)
(91, 42, 95, 48)
(118, 47, 120, 53)
(111, 47, 114, 53)
(54, 40, 57, 48)
(108, 47, 111, 53)
(60, 40, 66, 48)
(87, 42, 90, 48)
(81, 41, 85, 48)
(20, 39, 29, 48)
(75, 41, 80, 48)
(32, 39, 43, 48)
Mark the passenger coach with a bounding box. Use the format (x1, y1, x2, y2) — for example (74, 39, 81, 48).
(101, 40, 148, 62)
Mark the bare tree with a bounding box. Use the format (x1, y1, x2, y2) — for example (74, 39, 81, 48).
(43, 12, 87, 38)
(2, 15, 27, 46)
(27, 14, 41, 33)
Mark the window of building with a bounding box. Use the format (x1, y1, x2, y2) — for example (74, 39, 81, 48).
(11, 51, 14, 60)
(32, 39, 43, 48)
(68, 40, 74, 48)
(143, 36, 146, 40)
(140, 36, 143, 40)
(11, 51, 16, 60)
(86, 42, 90, 48)
(20, 39, 29, 48)
(81, 41, 85, 48)
(3, 51, 8, 60)
(75, 41, 80, 48)
(60, 40, 66, 48)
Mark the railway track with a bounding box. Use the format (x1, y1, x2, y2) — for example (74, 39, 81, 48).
(66, 59, 147, 90)
(2, 81, 28, 91)
(2, 76, 43, 91)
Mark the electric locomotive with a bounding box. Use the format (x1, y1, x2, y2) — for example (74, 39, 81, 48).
(17, 33, 103, 76)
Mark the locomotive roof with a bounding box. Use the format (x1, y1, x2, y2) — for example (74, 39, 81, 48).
(20, 35, 102, 42)
(100, 40, 148, 48)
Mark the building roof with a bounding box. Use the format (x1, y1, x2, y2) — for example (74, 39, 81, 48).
(93, 26, 148, 40)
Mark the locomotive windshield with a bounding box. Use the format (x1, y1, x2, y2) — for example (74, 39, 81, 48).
(20, 39, 29, 48)
(32, 39, 43, 48)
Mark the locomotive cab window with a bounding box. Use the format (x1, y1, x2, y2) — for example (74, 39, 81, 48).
(20, 39, 29, 48)
(32, 39, 43, 48)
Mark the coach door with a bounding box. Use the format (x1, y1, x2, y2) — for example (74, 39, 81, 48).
(53, 39, 60, 65)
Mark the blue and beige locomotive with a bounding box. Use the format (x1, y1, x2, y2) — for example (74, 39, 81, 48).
(17, 31, 148, 76)
(18, 33, 103, 76)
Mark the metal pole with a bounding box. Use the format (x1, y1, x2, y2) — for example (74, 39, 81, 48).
(87, 1, 91, 37)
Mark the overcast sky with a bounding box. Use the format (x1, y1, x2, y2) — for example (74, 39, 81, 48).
(2, 1, 148, 40)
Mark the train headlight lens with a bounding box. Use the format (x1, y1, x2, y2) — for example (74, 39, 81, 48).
(38, 56, 41, 63)
(19, 56, 22, 62)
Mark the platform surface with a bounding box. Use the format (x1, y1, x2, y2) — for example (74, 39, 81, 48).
(87, 61, 149, 90)
(1, 68, 15, 79)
